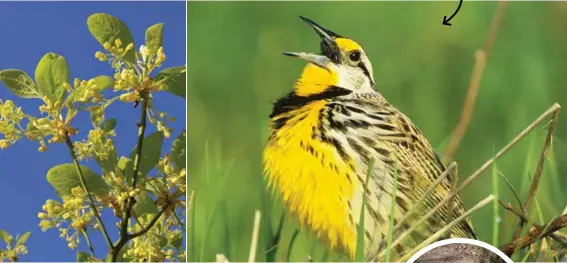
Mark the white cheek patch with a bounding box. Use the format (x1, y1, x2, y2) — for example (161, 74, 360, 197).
(336, 66, 365, 89)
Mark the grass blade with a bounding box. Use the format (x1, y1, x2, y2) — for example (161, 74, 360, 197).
(355, 158, 375, 262)
(248, 210, 262, 262)
(384, 155, 400, 262)
(397, 195, 496, 262)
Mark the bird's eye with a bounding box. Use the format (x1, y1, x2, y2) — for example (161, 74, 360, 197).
(349, 51, 361, 62)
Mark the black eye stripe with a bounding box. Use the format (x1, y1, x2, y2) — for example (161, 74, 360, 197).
(357, 62, 373, 83)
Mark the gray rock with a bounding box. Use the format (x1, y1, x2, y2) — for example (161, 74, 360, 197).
(415, 243, 506, 263)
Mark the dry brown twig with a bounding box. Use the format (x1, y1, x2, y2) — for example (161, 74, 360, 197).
(498, 199, 567, 247)
(445, 0, 509, 159)
(501, 214, 567, 255)
(510, 108, 560, 242)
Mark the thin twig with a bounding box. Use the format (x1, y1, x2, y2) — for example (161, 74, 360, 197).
(445, 164, 459, 239)
(129, 205, 169, 239)
(81, 229, 96, 257)
(496, 170, 524, 211)
(445, 50, 486, 158)
(501, 214, 567, 255)
(173, 210, 186, 231)
(370, 162, 457, 259)
(445, 0, 508, 158)
(512, 109, 560, 241)
(498, 200, 567, 247)
(248, 210, 261, 263)
(63, 135, 113, 249)
(397, 195, 496, 262)
(111, 97, 149, 261)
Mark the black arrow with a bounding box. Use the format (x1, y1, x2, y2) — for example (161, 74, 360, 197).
(442, 0, 463, 26)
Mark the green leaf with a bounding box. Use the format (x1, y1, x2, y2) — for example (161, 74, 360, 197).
(87, 13, 136, 64)
(145, 179, 165, 195)
(0, 229, 12, 246)
(76, 251, 99, 262)
(0, 69, 41, 98)
(92, 75, 114, 91)
(35, 53, 69, 105)
(154, 66, 186, 98)
(171, 130, 186, 169)
(15, 232, 30, 247)
(117, 156, 130, 171)
(133, 192, 158, 216)
(166, 230, 183, 250)
(125, 131, 164, 183)
(76, 251, 89, 262)
(145, 23, 164, 56)
(46, 164, 110, 198)
(101, 118, 117, 131)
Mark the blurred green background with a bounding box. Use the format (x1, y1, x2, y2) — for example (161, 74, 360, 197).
(188, 2, 567, 261)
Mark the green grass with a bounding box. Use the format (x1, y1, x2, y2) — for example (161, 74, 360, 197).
(188, 1, 567, 261)
(384, 155, 400, 262)
(491, 159, 500, 246)
(355, 159, 374, 262)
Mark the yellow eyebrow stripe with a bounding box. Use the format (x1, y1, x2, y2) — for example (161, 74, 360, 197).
(335, 38, 362, 52)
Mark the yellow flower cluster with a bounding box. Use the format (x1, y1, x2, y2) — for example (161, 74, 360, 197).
(0, 99, 26, 149)
(25, 94, 83, 152)
(71, 78, 104, 104)
(1, 244, 28, 261)
(123, 215, 184, 262)
(157, 155, 186, 194)
(73, 128, 116, 161)
(114, 69, 139, 92)
(25, 114, 77, 152)
(96, 39, 134, 70)
(38, 96, 62, 116)
(38, 187, 95, 250)
(139, 45, 167, 72)
(149, 110, 174, 138)
(124, 215, 166, 262)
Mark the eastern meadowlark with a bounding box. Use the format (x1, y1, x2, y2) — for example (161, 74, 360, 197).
(262, 17, 475, 260)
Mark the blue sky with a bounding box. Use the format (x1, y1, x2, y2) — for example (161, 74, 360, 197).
(0, 2, 186, 261)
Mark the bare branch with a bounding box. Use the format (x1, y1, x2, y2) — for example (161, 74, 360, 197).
(512, 108, 560, 241)
(501, 214, 567, 255)
(498, 199, 567, 247)
(445, 0, 508, 158)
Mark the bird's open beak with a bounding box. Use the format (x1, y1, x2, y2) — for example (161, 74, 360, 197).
(282, 52, 330, 69)
(283, 16, 341, 69)
(299, 16, 340, 48)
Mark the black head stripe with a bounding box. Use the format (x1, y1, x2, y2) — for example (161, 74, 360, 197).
(270, 86, 352, 117)
(357, 62, 373, 84)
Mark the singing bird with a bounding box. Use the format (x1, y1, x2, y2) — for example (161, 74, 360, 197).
(262, 17, 475, 259)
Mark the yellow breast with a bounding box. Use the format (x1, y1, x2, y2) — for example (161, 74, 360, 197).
(263, 99, 359, 257)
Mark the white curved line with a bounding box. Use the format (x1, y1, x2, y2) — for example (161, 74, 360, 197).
(405, 238, 514, 263)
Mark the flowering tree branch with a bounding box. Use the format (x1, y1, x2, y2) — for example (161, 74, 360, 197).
(0, 13, 186, 262)
(111, 96, 149, 261)
(64, 133, 113, 250)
